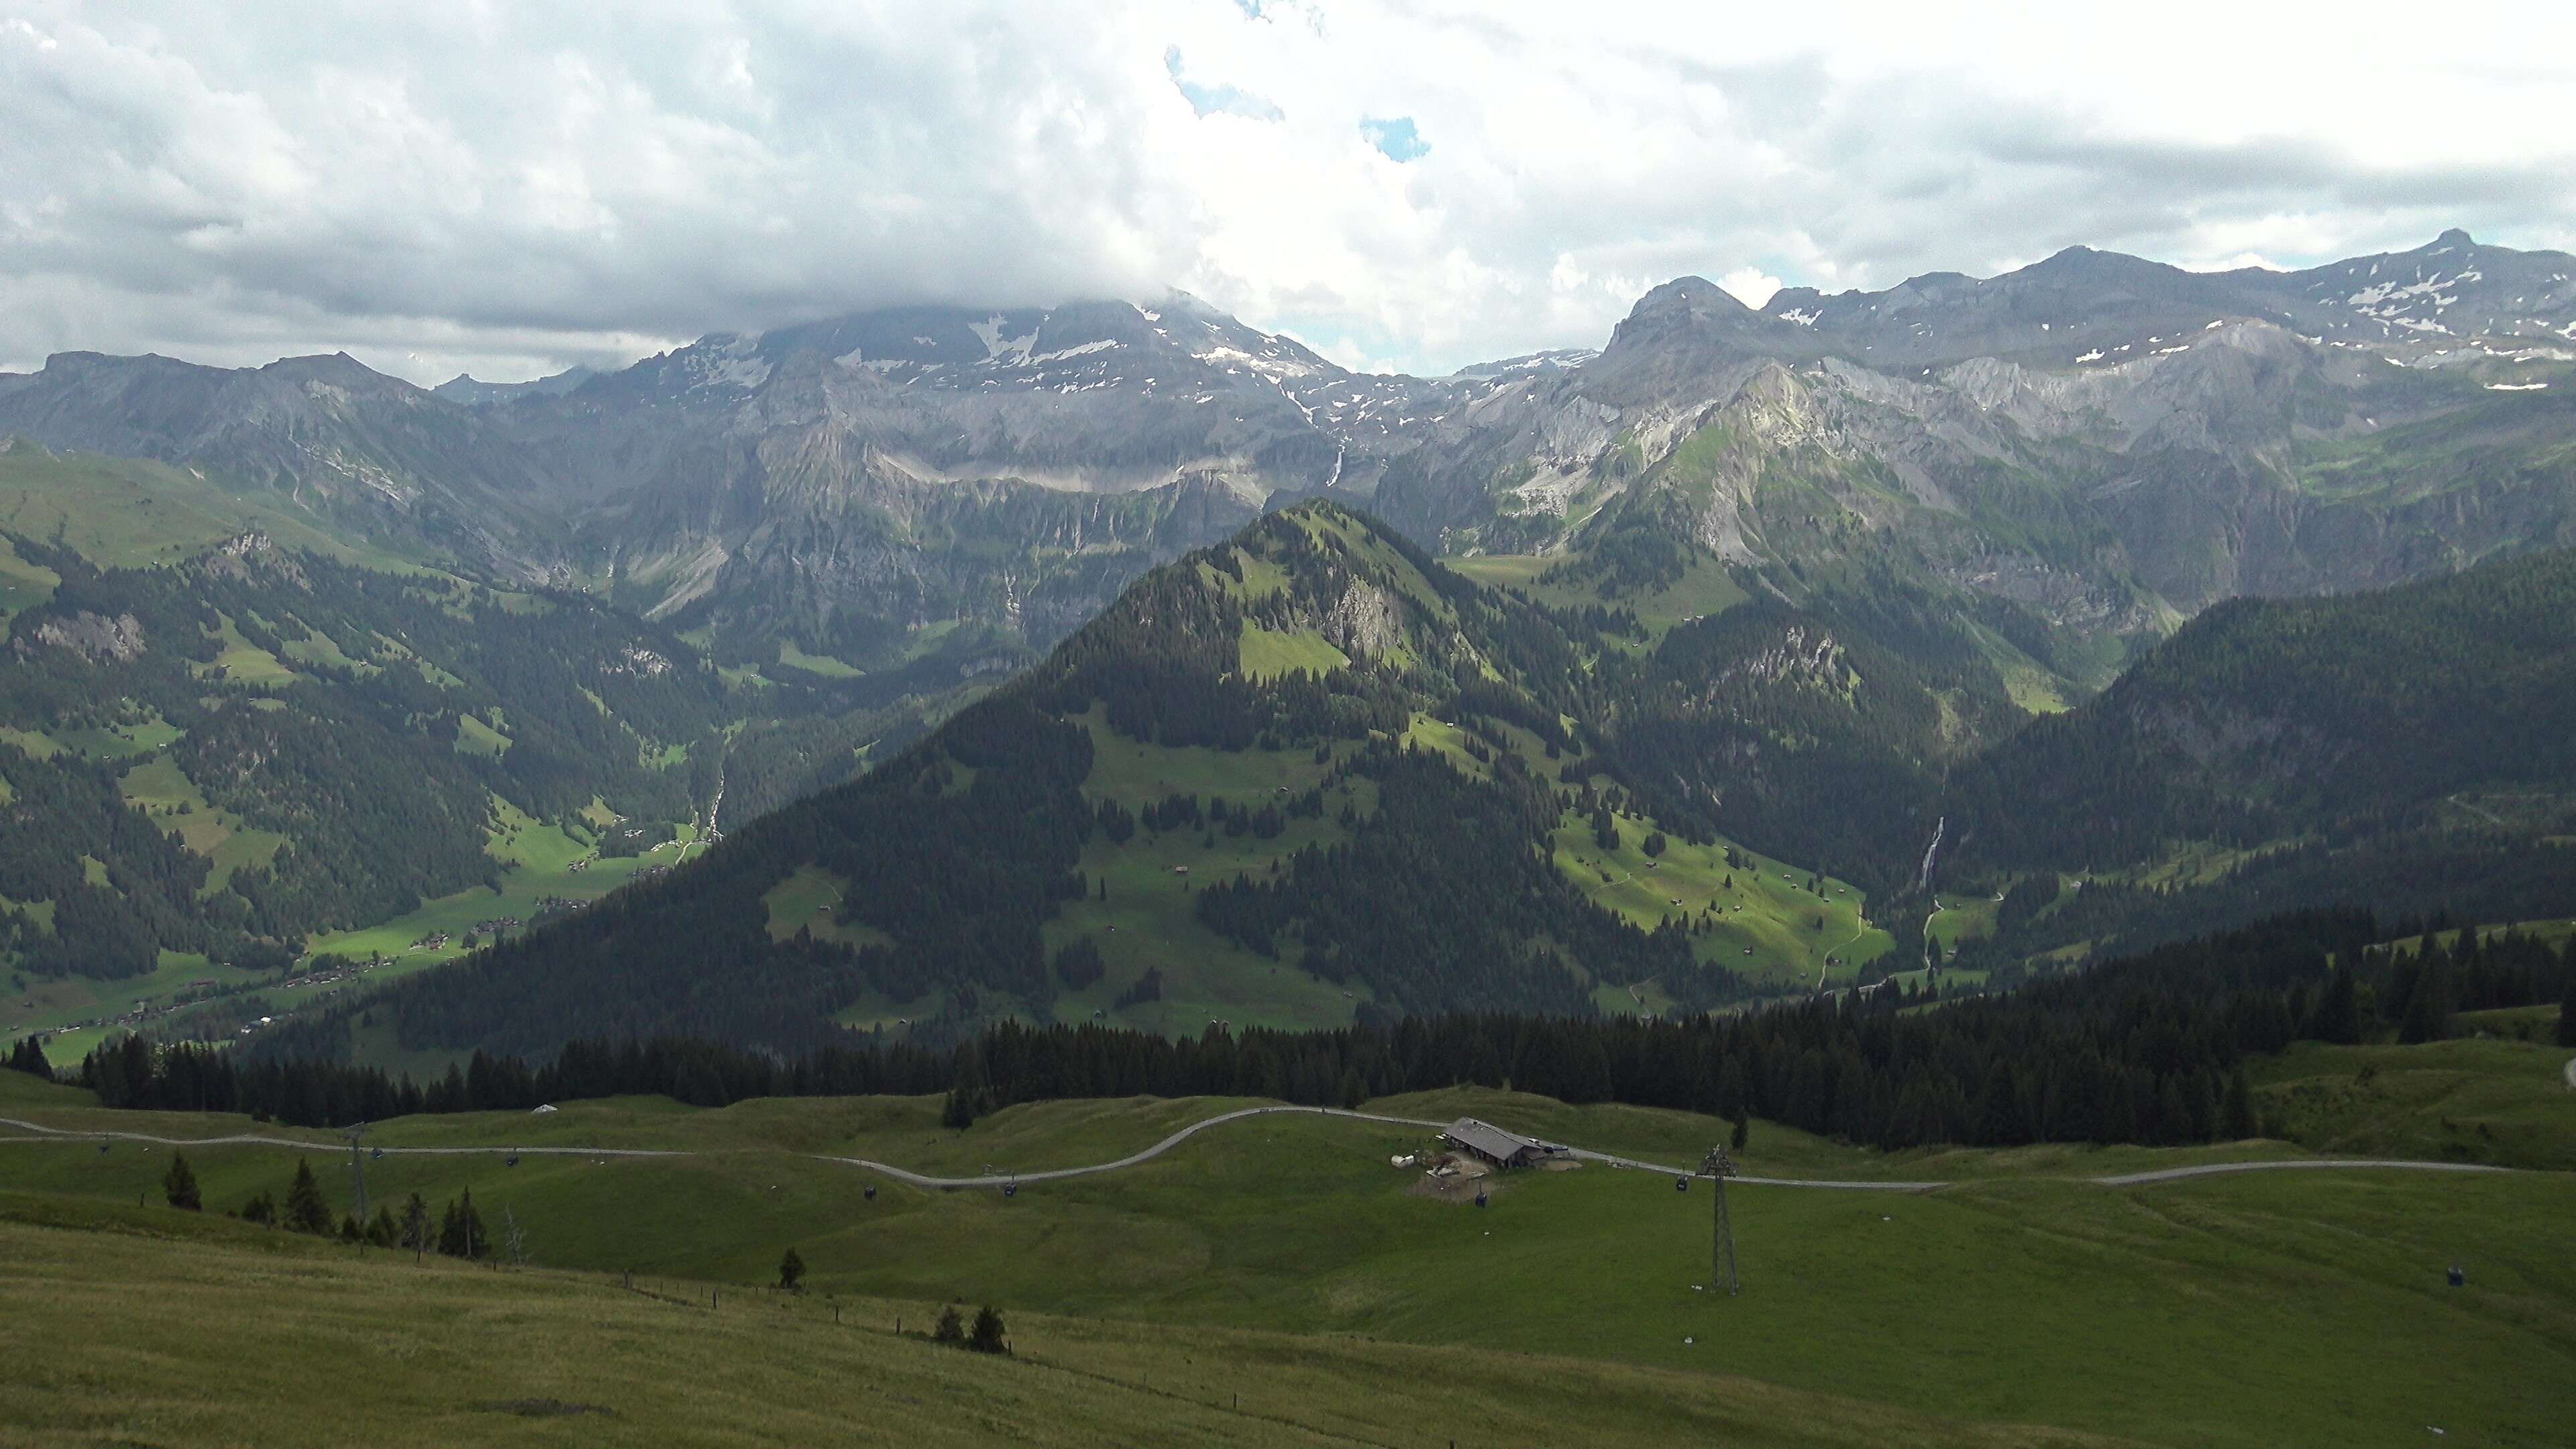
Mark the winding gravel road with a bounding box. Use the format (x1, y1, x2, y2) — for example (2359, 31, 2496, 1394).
(2092, 1159, 2514, 1186)
(0, 1117, 678, 1158)
(2, 1106, 2532, 1194)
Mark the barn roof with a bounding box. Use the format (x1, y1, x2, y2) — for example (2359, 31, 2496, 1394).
(1444, 1117, 1546, 1163)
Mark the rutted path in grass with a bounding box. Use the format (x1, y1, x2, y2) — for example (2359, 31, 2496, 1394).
(2094, 1159, 2515, 1186)
(0, 1116, 680, 1159)
(1819, 922, 1872, 993)
(2, 1106, 2534, 1195)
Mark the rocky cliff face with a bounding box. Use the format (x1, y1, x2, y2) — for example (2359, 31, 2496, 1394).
(1452, 232, 2574, 667)
(1, 232, 2567, 687)
(0, 351, 571, 580)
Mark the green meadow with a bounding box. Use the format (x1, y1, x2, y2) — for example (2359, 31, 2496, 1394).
(0, 445, 433, 573)
(0, 1191, 2108, 1449)
(3, 1053, 2570, 1448)
(1448, 547, 1750, 641)
(2252, 1032, 2576, 1171)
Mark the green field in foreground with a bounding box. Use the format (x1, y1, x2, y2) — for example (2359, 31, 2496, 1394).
(1, 1065, 2569, 1448)
(0, 1195, 2101, 1449)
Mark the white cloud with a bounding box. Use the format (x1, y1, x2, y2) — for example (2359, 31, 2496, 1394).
(1, 1, 2572, 382)
(1717, 268, 1784, 309)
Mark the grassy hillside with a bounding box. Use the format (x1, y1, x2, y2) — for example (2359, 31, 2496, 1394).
(2252, 1034, 2576, 1171)
(0, 1194, 2113, 1449)
(0, 441, 433, 572)
(2, 1079, 2569, 1448)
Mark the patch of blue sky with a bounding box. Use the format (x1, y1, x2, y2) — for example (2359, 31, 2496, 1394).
(1360, 116, 1428, 162)
(1165, 47, 1284, 121)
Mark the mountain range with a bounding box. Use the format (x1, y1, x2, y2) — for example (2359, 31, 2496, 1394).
(5, 229, 2567, 685)
(3, 228, 2573, 1062)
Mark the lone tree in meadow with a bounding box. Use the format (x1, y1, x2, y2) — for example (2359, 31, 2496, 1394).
(162, 1152, 202, 1212)
(932, 1304, 965, 1344)
(969, 1305, 1009, 1355)
(284, 1158, 334, 1234)
(1729, 1112, 1750, 1153)
(400, 1193, 433, 1263)
(778, 1246, 806, 1293)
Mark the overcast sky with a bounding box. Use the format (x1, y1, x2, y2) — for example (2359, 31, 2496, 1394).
(5, 1, 2573, 383)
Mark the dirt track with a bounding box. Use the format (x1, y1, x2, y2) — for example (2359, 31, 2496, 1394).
(5, 1105, 2533, 1194)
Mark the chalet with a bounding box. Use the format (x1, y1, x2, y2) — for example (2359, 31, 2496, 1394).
(1442, 1118, 1568, 1171)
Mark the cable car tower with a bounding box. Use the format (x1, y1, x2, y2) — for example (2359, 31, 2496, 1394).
(1697, 1146, 1740, 1296)
(343, 1123, 372, 1226)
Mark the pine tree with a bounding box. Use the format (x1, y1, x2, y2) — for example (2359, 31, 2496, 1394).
(932, 1304, 965, 1344)
(2398, 965, 2451, 1045)
(2220, 1064, 2256, 1140)
(284, 1158, 333, 1234)
(1729, 1112, 1749, 1153)
(4, 1034, 51, 1080)
(460, 1191, 490, 1259)
(162, 1152, 202, 1211)
(1975, 1059, 2023, 1146)
(2557, 969, 2576, 1049)
(778, 1246, 806, 1292)
(239, 1190, 277, 1226)
(400, 1193, 432, 1262)
(969, 1305, 1008, 1354)
(2306, 966, 2362, 1044)
(438, 1189, 489, 1258)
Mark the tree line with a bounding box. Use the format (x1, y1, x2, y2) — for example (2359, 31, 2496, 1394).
(30, 910, 2572, 1152)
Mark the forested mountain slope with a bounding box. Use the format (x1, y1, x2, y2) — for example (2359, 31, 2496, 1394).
(1953, 547, 2576, 867)
(1932, 547, 2576, 965)
(284, 501, 1978, 1061)
(0, 445, 973, 1035)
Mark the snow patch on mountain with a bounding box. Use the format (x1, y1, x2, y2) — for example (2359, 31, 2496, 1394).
(969, 315, 1038, 364)
(1028, 339, 1120, 365)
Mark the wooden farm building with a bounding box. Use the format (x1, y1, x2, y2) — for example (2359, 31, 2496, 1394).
(1442, 1118, 1567, 1171)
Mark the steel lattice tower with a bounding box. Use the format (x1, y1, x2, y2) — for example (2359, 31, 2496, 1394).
(343, 1124, 371, 1226)
(1699, 1146, 1740, 1295)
